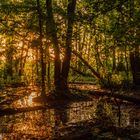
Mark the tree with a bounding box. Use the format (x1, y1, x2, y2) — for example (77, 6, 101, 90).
(0, 0, 140, 90)
(36, 0, 46, 95)
(61, 0, 76, 90)
(46, 0, 76, 91)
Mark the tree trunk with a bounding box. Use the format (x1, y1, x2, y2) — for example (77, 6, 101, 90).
(112, 44, 116, 72)
(130, 52, 140, 86)
(46, 0, 61, 90)
(61, 0, 76, 90)
(72, 50, 102, 80)
(46, 45, 51, 89)
(37, 0, 46, 96)
(46, 0, 76, 91)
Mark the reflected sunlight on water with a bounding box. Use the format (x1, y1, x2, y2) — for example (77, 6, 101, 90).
(0, 134, 3, 140)
(68, 101, 98, 123)
(27, 92, 36, 106)
(11, 91, 40, 108)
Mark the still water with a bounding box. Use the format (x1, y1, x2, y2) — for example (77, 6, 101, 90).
(0, 88, 140, 139)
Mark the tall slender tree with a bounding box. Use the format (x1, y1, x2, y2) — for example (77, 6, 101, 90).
(46, 0, 61, 91)
(61, 0, 76, 90)
(36, 0, 46, 95)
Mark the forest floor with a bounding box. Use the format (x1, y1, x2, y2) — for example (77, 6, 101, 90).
(0, 83, 140, 113)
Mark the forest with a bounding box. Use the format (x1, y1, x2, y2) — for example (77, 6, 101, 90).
(0, 0, 140, 139)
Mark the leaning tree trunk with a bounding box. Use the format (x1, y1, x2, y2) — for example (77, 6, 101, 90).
(72, 50, 102, 80)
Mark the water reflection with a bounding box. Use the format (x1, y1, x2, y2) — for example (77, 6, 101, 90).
(27, 92, 36, 106)
(11, 91, 40, 108)
(0, 134, 3, 139)
(0, 96, 140, 139)
(69, 101, 97, 123)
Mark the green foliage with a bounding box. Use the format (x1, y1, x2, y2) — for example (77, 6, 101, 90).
(69, 75, 97, 84)
(0, 0, 139, 88)
(116, 62, 126, 72)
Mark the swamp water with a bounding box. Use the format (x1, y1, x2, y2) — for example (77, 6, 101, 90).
(0, 88, 140, 140)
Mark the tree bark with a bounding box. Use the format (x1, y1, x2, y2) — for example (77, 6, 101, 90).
(130, 52, 140, 86)
(72, 50, 102, 80)
(37, 0, 46, 96)
(61, 0, 77, 90)
(46, 0, 61, 90)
